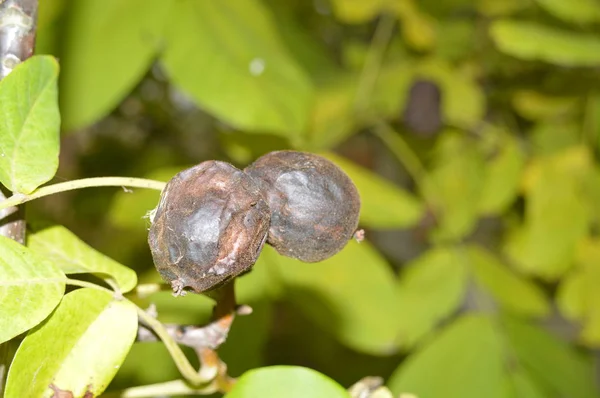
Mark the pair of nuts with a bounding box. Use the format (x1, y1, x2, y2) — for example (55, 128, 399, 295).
(148, 151, 361, 295)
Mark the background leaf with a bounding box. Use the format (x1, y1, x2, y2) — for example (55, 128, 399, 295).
(396, 246, 468, 347)
(490, 20, 600, 66)
(502, 316, 598, 398)
(388, 315, 506, 398)
(0, 236, 65, 344)
(504, 146, 591, 279)
(28, 225, 137, 293)
(160, 0, 313, 139)
(59, 0, 170, 131)
(532, 0, 600, 24)
(0, 55, 60, 194)
(5, 288, 138, 398)
(226, 366, 350, 398)
(272, 242, 400, 355)
(321, 152, 424, 229)
(466, 245, 549, 316)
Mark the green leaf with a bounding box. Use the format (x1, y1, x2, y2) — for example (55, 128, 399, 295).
(490, 20, 600, 66)
(0, 236, 65, 344)
(0, 55, 60, 194)
(226, 366, 350, 398)
(161, 0, 313, 139)
(466, 245, 549, 316)
(28, 225, 137, 293)
(272, 242, 400, 355)
(320, 153, 424, 229)
(557, 238, 600, 346)
(6, 288, 138, 398)
(108, 166, 184, 230)
(503, 316, 598, 398)
(506, 369, 549, 398)
(504, 146, 591, 279)
(533, 0, 600, 24)
(478, 133, 524, 215)
(396, 246, 468, 347)
(425, 131, 486, 241)
(512, 90, 578, 121)
(530, 121, 581, 156)
(59, 0, 170, 131)
(388, 315, 506, 398)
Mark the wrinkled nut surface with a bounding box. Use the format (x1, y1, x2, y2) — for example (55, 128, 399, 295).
(245, 151, 361, 262)
(148, 161, 270, 295)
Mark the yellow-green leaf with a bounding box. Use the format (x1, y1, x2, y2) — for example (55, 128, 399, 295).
(467, 245, 549, 316)
(6, 288, 138, 398)
(389, 315, 506, 398)
(533, 0, 600, 25)
(273, 242, 399, 355)
(396, 247, 468, 347)
(490, 20, 600, 66)
(504, 146, 591, 279)
(60, 0, 170, 130)
(28, 225, 137, 293)
(0, 236, 65, 344)
(0, 55, 60, 194)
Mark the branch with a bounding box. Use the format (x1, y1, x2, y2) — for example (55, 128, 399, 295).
(0, 177, 166, 211)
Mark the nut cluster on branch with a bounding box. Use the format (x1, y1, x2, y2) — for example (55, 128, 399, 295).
(148, 151, 361, 295)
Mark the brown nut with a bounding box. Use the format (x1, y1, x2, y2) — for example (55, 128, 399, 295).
(148, 161, 270, 295)
(245, 150, 360, 262)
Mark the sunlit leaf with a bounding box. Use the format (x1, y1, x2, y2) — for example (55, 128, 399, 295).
(60, 0, 170, 130)
(321, 153, 425, 229)
(161, 0, 313, 140)
(490, 20, 600, 66)
(506, 369, 549, 398)
(533, 0, 600, 24)
(557, 238, 600, 346)
(0, 236, 65, 344)
(504, 146, 591, 279)
(28, 225, 137, 293)
(0, 55, 60, 194)
(226, 366, 349, 398)
(503, 316, 598, 398)
(478, 132, 524, 215)
(388, 315, 506, 398)
(5, 288, 137, 398)
(273, 242, 399, 355)
(396, 246, 468, 347)
(467, 245, 549, 316)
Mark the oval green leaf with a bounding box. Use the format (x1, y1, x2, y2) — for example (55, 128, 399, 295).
(533, 0, 600, 24)
(272, 242, 400, 355)
(5, 288, 138, 398)
(490, 20, 600, 66)
(0, 236, 65, 344)
(0, 55, 60, 194)
(389, 315, 506, 398)
(160, 0, 313, 139)
(60, 0, 170, 131)
(226, 366, 349, 398)
(28, 225, 137, 293)
(321, 152, 425, 229)
(396, 246, 468, 347)
(467, 245, 549, 316)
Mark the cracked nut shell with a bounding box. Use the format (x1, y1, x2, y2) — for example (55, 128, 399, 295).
(245, 150, 360, 262)
(148, 161, 270, 294)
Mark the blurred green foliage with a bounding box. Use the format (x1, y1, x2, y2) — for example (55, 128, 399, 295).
(29, 0, 600, 396)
